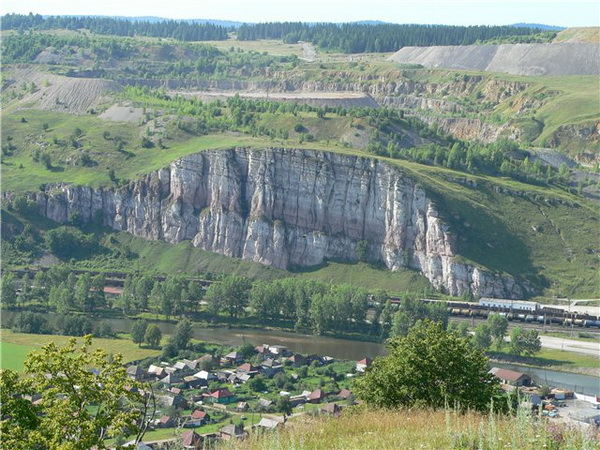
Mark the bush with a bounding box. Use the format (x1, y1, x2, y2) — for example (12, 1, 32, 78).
(94, 321, 115, 338)
(45, 226, 96, 259)
(11, 312, 49, 334)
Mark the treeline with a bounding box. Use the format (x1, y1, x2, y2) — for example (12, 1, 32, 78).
(1, 13, 228, 41)
(236, 22, 545, 53)
(205, 275, 448, 339)
(8, 311, 115, 338)
(1, 268, 448, 341)
(0, 266, 205, 320)
(1, 32, 135, 62)
(369, 127, 566, 186)
(125, 86, 432, 143)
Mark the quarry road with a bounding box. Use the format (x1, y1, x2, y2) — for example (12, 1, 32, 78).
(299, 41, 317, 61)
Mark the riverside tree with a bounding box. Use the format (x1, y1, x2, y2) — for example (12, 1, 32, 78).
(1, 273, 17, 308)
(354, 320, 502, 412)
(144, 324, 162, 348)
(488, 314, 509, 349)
(131, 319, 149, 346)
(509, 327, 541, 356)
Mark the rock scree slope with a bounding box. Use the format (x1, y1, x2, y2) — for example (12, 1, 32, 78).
(32, 148, 525, 299)
(388, 43, 600, 76)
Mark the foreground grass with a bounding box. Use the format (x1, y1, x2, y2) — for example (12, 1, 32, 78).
(225, 407, 598, 450)
(0, 329, 160, 371)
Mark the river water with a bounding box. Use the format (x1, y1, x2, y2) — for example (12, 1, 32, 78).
(3, 312, 598, 395)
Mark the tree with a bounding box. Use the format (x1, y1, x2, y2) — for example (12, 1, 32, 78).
(91, 274, 106, 311)
(144, 324, 162, 348)
(169, 318, 192, 351)
(276, 396, 293, 417)
(0, 337, 152, 448)
(354, 320, 502, 412)
(472, 323, 492, 351)
(148, 282, 164, 319)
(75, 273, 92, 312)
(487, 314, 509, 349)
(131, 320, 149, 346)
(95, 321, 115, 338)
(247, 376, 267, 393)
(509, 327, 541, 356)
(1, 273, 17, 308)
(204, 275, 252, 318)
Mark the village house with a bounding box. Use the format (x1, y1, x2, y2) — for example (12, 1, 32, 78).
(181, 430, 204, 449)
(219, 424, 248, 440)
(156, 415, 175, 428)
(490, 367, 532, 387)
(222, 351, 243, 365)
(182, 359, 200, 371)
(320, 402, 343, 416)
(208, 387, 236, 404)
(193, 370, 217, 382)
(356, 358, 373, 372)
(236, 401, 249, 412)
(308, 388, 325, 403)
(257, 398, 274, 410)
(337, 388, 352, 400)
(267, 345, 289, 356)
(287, 354, 306, 367)
(256, 417, 284, 431)
(159, 393, 188, 409)
(160, 373, 181, 386)
(185, 409, 211, 427)
(183, 375, 205, 389)
(126, 365, 143, 381)
(236, 363, 256, 373)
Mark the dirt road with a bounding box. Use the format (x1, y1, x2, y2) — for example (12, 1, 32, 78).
(299, 41, 317, 62)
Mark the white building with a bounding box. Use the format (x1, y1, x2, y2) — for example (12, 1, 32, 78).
(479, 298, 540, 312)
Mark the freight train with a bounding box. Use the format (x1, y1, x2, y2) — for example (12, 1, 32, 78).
(388, 297, 600, 328)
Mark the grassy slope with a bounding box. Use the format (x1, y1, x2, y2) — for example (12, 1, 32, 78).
(0, 329, 161, 371)
(223, 407, 597, 449)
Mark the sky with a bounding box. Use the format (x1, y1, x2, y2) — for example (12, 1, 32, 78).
(1, 0, 599, 27)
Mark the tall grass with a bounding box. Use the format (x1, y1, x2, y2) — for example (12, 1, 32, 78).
(222, 406, 598, 449)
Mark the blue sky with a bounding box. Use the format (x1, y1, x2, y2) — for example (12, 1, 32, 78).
(1, 0, 599, 27)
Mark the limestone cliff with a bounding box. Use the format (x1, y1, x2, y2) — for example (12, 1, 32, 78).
(34, 148, 525, 298)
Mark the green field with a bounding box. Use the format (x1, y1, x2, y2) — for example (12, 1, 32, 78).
(0, 329, 161, 372)
(196, 38, 304, 56)
(490, 348, 600, 376)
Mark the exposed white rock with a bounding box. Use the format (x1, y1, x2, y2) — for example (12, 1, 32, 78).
(34, 148, 524, 298)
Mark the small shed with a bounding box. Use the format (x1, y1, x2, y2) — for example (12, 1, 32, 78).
(490, 367, 532, 387)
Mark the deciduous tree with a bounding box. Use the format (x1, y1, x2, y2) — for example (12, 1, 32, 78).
(354, 320, 502, 412)
(0, 337, 152, 448)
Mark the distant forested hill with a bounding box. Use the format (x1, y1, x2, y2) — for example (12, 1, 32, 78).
(1, 13, 228, 41)
(236, 22, 547, 53)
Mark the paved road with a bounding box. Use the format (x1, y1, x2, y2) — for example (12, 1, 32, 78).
(539, 335, 600, 357)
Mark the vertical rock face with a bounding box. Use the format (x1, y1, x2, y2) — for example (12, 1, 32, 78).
(35, 148, 524, 298)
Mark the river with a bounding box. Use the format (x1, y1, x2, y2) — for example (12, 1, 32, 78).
(3, 312, 598, 395)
